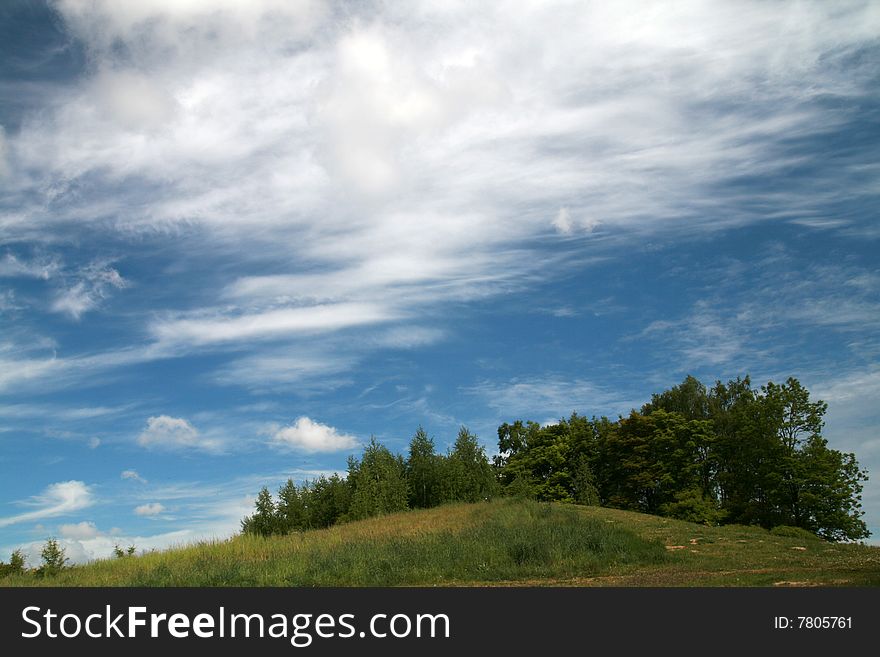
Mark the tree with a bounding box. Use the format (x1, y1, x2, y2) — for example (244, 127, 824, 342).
(796, 435, 868, 541)
(241, 486, 278, 536)
(501, 422, 573, 501)
(570, 453, 599, 505)
(39, 538, 69, 576)
(9, 549, 25, 573)
(443, 427, 498, 503)
(495, 420, 540, 471)
(643, 375, 709, 420)
(594, 410, 712, 514)
(348, 438, 409, 520)
(304, 474, 351, 528)
(0, 549, 27, 577)
(277, 478, 306, 532)
(405, 427, 444, 509)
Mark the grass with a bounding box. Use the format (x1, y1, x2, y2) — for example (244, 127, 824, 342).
(2, 499, 878, 586)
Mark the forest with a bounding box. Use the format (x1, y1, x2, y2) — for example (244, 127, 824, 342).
(243, 375, 870, 542)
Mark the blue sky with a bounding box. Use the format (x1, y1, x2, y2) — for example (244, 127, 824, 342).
(1, 0, 879, 562)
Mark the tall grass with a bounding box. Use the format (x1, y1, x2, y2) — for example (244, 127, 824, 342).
(1, 499, 666, 586)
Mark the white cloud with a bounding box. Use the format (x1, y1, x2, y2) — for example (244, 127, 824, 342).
(0, 126, 9, 179)
(0, 253, 59, 280)
(552, 207, 573, 235)
(213, 350, 355, 390)
(121, 469, 147, 484)
(151, 302, 394, 347)
(5, 1, 874, 335)
(270, 416, 359, 453)
(0, 0, 876, 400)
(91, 70, 179, 132)
(0, 481, 94, 528)
(59, 521, 100, 540)
(51, 262, 128, 320)
(467, 376, 641, 421)
(137, 415, 219, 451)
(134, 502, 165, 516)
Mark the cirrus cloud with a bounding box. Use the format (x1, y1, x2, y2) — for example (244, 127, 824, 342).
(0, 481, 94, 528)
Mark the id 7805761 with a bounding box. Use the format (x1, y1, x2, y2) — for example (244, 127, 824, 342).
(773, 616, 852, 630)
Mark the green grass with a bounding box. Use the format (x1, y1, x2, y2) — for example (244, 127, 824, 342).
(2, 499, 878, 586)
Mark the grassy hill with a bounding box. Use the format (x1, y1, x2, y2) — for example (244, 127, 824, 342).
(3, 499, 879, 586)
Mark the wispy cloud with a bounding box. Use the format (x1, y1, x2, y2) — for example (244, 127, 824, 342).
(466, 376, 641, 421)
(120, 469, 147, 484)
(151, 302, 394, 348)
(0, 481, 94, 528)
(0, 0, 875, 397)
(50, 261, 128, 320)
(134, 502, 165, 517)
(137, 415, 221, 452)
(0, 253, 60, 280)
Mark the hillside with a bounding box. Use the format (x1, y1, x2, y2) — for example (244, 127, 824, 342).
(3, 499, 879, 587)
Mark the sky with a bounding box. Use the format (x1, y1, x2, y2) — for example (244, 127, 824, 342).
(1, 0, 878, 564)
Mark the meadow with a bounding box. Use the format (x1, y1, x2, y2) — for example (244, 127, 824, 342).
(2, 499, 878, 586)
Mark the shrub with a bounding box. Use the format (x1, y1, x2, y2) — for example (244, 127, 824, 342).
(770, 525, 821, 541)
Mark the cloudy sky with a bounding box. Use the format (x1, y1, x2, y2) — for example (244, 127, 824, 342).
(1, 0, 878, 562)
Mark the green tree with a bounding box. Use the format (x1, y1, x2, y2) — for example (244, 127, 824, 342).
(0, 549, 27, 577)
(570, 453, 599, 505)
(501, 422, 573, 502)
(495, 420, 540, 470)
(10, 549, 26, 573)
(405, 427, 444, 508)
(643, 375, 710, 420)
(760, 377, 828, 528)
(241, 486, 278, 536)
(304, 474, 351, 528)
(796, 435, 868, 541)
(276, 478, 306, 532)
(348, 438, 409, 520)
(38, 538, 69, 576)
(593, 410, 712, 514)
(443, 427, 498, 503)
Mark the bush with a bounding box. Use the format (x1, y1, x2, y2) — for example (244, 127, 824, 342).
(770, 525, 821, 541)
(660, 489, 726, 526)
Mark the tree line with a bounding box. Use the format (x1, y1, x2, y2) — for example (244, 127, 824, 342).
(241, 427, 497, 535)
(243, 375, 870, 542)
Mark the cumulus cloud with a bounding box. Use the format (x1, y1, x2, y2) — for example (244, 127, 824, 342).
(134, 502, 165, 516)
(59, 521, 100, 540)
(0, 481, 94, 528)
(270, 417, 359, 453)
(137, 415, 219, 451)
